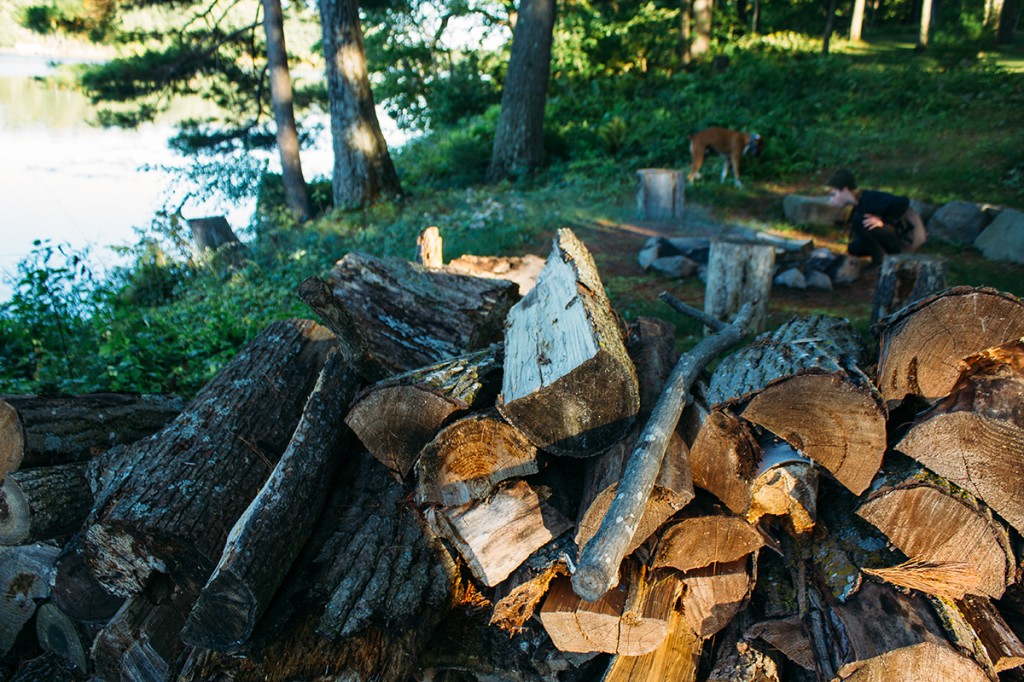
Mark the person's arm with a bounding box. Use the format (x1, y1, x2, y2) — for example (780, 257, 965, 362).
(904, 207, 927, 251)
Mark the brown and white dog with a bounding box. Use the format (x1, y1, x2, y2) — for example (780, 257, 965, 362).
(687, 127, 765, 188)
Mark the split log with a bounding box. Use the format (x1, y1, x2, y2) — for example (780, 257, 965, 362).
(680, 557, 755, 638)
(0, 463, 91, 545)
(0, 543, 59, 657)
(838, 641, 989, 681)
(746, 439, 818, 535)
(51, 534, 124, 625)
(856, 461, 1014, 599)
(895, 339, 1024, 535)
(572, 303, 752, 603)
(746, 617, 815, 672)
(314, 251, 518, 379)
(346, 345, 503, 479)
(930, 594, 1024, 674)
(181, 349, 358, 651)
(602, 608, 702, 682)
(83, 318, 335, 597)
(416, 226, 443, 267)
(540, 564, 682, 655)
(652, 509, 764, 573)
(90, 574, 193, 682)
(875, 286, 1024, 409)
(703, 238, 775, 334)
(688, 407, 760, 516)
(707, 615, 785, 682)
(490, 535, 575, 631)
(426, 479, 572, 587)
(576, 317, 691, 554)
(416, 408, 538, 507)
(498, 228, 640, 456)
(35, 601, 93, 672)
(0, 393, 184, 476)
(869, 253, 947, 326)
(708, 315, 886, 496)
(446, 253, 546, 296)
(7, 652, 83, 682)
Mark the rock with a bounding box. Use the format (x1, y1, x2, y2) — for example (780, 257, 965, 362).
(638, 243, 660, 270)
(909, 199, 936, 223)
(831, 255, 861, 285)
(774, 267, 807, 289)
(927, 201, 987, 245)
(650, 255, 699, 279)
(806, 270, 833, 291)
(783, 194, 847, 227)
(974, 209, 1024, 264)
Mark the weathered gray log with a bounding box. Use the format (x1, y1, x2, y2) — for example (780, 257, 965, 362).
(83, 319, 335, 597)
(637, 168, 685, 220)
(708, 315, 886, 496)
(320, 251, 519, 378)
(498, 228, 640, 457)
(181, 349, 358, 651)
(0, 463, 91, 545)
(415, 407, 538, 507)
(345, 345, 503, 479)
(875, 286, 1024, 409)
(704, 238, 775, 334)
(35, 601, 93, 672)
(869, 253, 947, 327)
(0, 393, 184, 474)
(576, 317, 691, 554)
(895, 339, 1024, 536)
(856, 461, 1014, 600)
(0, 543, 59, 657)
(572, 303, 753, 602)
(930, 594, 1024, 674)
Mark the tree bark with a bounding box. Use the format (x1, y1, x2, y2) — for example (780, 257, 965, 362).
(692, 0, 712, 58)
(181, 350, 359, 651)
(318, 0, 402, 208)
(822, 0, 839, 55)
(498, 229, 640, 457)
(894, 339, 1024, 536)
(486, 0, 555, 182)
(917, 0, 933, 50)
(0, 463, 92, 545)
(0, 393, 184, 472)
(704, 239, 775, 335)
(850, 0, 867, 39)
(870, 253, 947, 327)
(83, 319, 335, 597)
(262, 0, 312, 221)
(875, 286, 1024, 410)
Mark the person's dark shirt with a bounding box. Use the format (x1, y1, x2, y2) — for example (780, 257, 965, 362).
(851, 190, 910, 230)
(846, 189, 911, 265)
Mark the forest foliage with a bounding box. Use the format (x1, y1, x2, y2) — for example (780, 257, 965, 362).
(1, 0, 1022, 396)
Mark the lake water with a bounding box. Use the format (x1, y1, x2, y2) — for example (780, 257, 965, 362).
(0, 52, 392, 303)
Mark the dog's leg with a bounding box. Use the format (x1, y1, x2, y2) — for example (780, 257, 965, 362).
(729, 151, 743, 188)
(688, 140, 703, 183)
(719, 154, 729, 184)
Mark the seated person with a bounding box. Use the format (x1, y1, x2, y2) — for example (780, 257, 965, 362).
(826, 169, 927, 266)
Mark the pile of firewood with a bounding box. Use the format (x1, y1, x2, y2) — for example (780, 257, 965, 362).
(3, 227, 1024, 682)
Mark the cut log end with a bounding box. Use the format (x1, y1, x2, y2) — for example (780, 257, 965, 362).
(0, 477, 30, 545)
(0, 400, 25, 478)
(181, 572, 257, 651)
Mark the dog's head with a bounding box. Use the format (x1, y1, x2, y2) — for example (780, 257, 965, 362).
(745, 133, 765, 157)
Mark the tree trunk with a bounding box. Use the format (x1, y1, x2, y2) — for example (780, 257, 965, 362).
(498, 229, 640, 457)
(870, 253, 947, 327)
(0, 393, 184, 473)
(262, 0, 312, 221)
(181, 350, 359, 651)
(894, 338, 1024, 536)
(998, 0, 1021, 43)
(917, 0, 934, 49)
(704, 238, 775, 335)
(637, 169, 686, 221)
(681, 0, 693, 64)
(692, 0, 712, 59)
(822, 0, 839, 55)
(345, 345, 504, 480)
(486, 0, 555, 182)
(850, 0, 867, 39)
(83, 319, 335, 597)
(318, 0, 402, 208)
(876, 286, 1024, 410)
(0, 463, 92, 545)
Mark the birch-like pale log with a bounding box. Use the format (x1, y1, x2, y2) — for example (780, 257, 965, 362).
(571, 303, 753, 602)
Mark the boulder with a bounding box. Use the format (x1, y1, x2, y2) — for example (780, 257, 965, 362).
(774, 267, 807, 289)
(783, 195, 847, 227)
(909, 199, 936, 223)
(806, 270, 833, 291)
(974, 209, 1024, 264)
(831, 255, 861, 285)
(927, 201, 987, 245)
(650, 255, 699, 279)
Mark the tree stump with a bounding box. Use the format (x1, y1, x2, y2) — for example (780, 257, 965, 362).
(187, 216, 250, 270)
(636, 169, 685, 221)
(416, 226, 443, 268)
(704, 238, 775, 334)
(870, 253, 948, 326)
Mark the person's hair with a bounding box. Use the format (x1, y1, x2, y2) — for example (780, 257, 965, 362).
(827, 168, 857, 190)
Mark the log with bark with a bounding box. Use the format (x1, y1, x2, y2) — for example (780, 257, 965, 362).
(869, 253, 947, 326)
(0, 393, 184, 476)
(83, 318, 336, 597)
(687, 405, 760, 517)
(489, 534, 575, 632)
(707, 314, 886, 496)
(50, 534, 124, 626)
(345, 345, 503, 480)
(652, 507, 764, 573)
(875, 286, 1024, 409)
(498, 228, 640, 457)
(0, 543, 59, 657)
(0, 463, 91, 545)
(34, 601, 93, 672)
(703, 238, 775, 334)
(301, 251, 519, 381)
(895, 338, 1024, 536)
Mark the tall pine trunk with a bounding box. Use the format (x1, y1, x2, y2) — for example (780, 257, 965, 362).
(262, 0, 312, 221)
(486, 0, 555, 183)
(318, 0, 402, 208)
(850, 0, 867, 39)
(917, 0, 933, 50)
(692, 0, 712, 58)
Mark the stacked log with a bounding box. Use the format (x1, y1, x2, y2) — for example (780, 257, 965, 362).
(1, 226, 1024, 682)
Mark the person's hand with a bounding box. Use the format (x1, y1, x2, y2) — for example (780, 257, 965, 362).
(863, 214, 884, 229)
